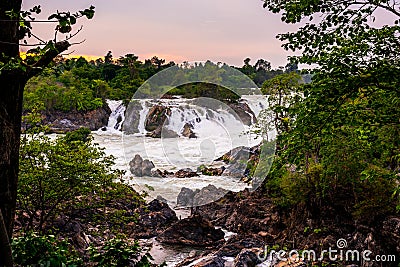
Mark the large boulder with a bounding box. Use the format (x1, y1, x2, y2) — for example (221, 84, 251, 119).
(122, 100, 142, 134)
(158, 215, 225, 246)
(145, 105, 173, 138)
(129, 154, 156, 177)
(177, 185, 228, 207)
(193, 185, 228, 206)
(177, 187, 199, 207)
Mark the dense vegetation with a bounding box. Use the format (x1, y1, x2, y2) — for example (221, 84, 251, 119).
(14, 114, 152, 266)
(261, 0, 400, 223)
(23, 53, 289, 113)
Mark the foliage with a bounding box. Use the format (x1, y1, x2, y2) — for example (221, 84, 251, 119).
(18, 123, 124, 231)
(23, 55, 291, 113)
(262, 0, 400, 216)
(89, 237, 152, 267)
(260, 72, 303, 137)
(12, 232, 82, 267)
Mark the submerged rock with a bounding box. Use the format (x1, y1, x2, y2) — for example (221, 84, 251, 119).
(157, 215, 225, 246)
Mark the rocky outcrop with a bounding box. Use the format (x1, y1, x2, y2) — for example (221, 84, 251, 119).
(195, 189, 281, 235)
(177, 185, 228, 207)
(157, 215, 225, 246)
(144, 105, 175, 138)
(228, 102, 257, 126)
(177, 187, 199, 207)
(23, 105, 112, 133)
(181, 122, 197, 138)
(122, 100, 142, 134)
(175, 168, 199, 178)
(129, 154, 157, 177)
(216, 145, 261, 179)
(134, 199, 178, 238)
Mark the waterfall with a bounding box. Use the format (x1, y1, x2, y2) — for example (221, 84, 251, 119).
(105, 100, 126, 131)
(103, 96, 267, 138)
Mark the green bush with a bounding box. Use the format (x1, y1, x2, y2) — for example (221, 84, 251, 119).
(12, 232, 82, 267)
(89, 238, 152, 267)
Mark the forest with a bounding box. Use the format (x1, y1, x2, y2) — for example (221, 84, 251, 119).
(0, 0, 399, 266)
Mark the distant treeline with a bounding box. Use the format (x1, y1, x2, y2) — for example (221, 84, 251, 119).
(24, 51, 296, 112)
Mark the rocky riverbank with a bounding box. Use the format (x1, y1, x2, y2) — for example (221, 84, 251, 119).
(22, 104, 111, 133)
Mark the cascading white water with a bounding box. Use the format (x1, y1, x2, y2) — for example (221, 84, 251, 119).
(138, 100, 150, 135)
(105, 99, 126, 131)
(93, 96, 269, 207)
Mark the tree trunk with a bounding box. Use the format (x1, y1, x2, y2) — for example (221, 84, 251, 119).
(0, 70, 26, 267)
(0, 1, 23, 266)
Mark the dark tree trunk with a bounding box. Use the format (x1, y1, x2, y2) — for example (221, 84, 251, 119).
(0, 70, 27, 266)
(0, 1, 23, 266)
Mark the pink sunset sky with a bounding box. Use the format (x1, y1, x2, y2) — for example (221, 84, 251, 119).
(22, 0, 301, 68)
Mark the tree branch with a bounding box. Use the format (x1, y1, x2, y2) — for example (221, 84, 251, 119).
(28, 40, 70, 77)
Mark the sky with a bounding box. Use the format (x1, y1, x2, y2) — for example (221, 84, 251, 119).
(22, 0, 300, 67)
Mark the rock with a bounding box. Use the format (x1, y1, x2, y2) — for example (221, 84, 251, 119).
(146, 126, 179, 138)
(144, 105, 172, 138)
(193, 185, 228, 206)
(129, 154, 157, 177)
(134, 199, 178, 238)
(158, 215, 225, 246)
(122, 100, 142, 134)
(216, 235, 265, 258)
(142, 159, 155, 176)
(145, 105, 171, 131)
(175, 168, 199, 178)
(115, 114, 123, 129)
(228, 102, 257, 126)
(233, 248, 263, 267)
(151, 169, 164, 178)
(161, 128, 179, 138)
(382, 216, 400, 252)
(156, 195, 168, 203)
(22, 105, 112, 133)
(194, 255, 225, 267)
(217, 146, 259, 178)
(177, 185, 228, 207)
(198, 165, 225, 176)
(129, 154, 144, 176)
(182, 122, 197, 138)
(177, 187, 198, 207)
(195, 190, 281, 236)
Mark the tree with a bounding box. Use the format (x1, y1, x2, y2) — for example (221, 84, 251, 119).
(18, 127, 121, 232)
(0, 3, 94, 265)
(262, 0, 400, 216)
